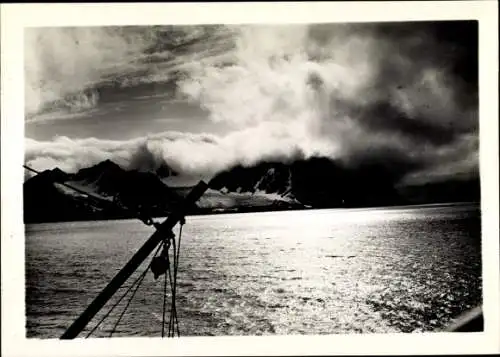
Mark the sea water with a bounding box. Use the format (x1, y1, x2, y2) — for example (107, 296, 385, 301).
(25, 203, 482, 338)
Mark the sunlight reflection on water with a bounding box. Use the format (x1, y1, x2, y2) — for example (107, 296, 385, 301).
(26, 203, 481, 338)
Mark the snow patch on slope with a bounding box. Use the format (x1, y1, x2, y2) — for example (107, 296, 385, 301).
(197, 188, 301, 209)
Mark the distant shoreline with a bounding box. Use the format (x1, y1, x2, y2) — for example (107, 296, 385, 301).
(23, 201, 480, 225)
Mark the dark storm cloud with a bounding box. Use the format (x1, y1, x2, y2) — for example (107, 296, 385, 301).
(25, 22, 479, 185)
(329, 98, 475, 146)
(297, 21, 478, 183)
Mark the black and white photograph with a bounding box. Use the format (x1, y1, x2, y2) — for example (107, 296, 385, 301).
(1, 2, 499, 356)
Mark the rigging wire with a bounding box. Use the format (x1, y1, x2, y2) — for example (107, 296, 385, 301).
(23, 164, 163, 227)
(172, 221, 185, 337)
(164, 219, 185, 337)
(162, 264, 168, 338)
(85, 224, 184, 338)
(86, 242, 165, 338)
(24, 164, 192, 338)
(109, 269, 148, 337)
(167, 252, 176, 337)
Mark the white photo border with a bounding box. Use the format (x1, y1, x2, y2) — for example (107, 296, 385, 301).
(1, 2, 498, 356)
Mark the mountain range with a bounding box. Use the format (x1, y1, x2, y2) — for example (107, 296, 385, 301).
(23, 157, 480, 224)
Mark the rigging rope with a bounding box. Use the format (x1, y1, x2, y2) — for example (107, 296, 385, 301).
(85, 222, 184, 339)
(109, 267, 147, 337)
(170, 235, 178, 336)
(86, 242, 164, 338)
(24, 165, 190, 338)
(23, 164, 163, 229)
(174, 222, 184, 294)
(172, 220, 185, 337)
(162, 265, 168, 337)
(109, 234, 171, 337)
(166, 219, 184, 337)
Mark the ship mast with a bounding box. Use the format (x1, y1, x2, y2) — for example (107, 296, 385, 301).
(60, 181, 209, 339)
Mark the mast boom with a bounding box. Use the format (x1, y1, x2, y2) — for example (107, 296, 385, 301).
(60, 180, 209, 339)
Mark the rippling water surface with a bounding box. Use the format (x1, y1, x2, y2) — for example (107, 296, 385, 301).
(26, 203, 482, 338)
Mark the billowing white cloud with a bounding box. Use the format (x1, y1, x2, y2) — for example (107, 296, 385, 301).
(179, 24, 476, 147)
(25, 23, 478, 186)
(25, 124, 334, 177)
(25, 123, 477, 187)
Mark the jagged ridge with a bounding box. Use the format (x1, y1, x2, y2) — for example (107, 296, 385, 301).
(23, 156, 480, 224)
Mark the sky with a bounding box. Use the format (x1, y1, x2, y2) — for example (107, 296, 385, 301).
(24, 21, 479, 186)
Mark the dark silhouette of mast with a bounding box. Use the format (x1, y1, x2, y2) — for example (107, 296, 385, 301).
(60, 181, 208, 339)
